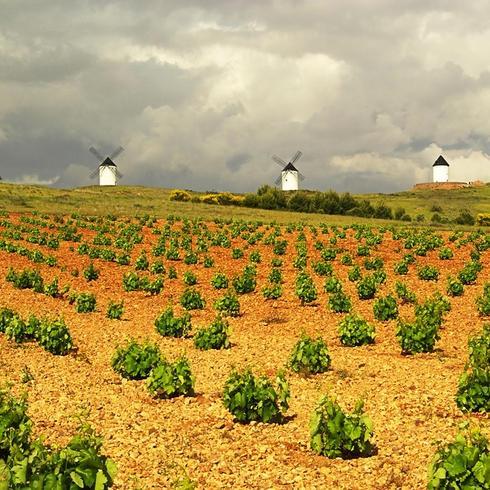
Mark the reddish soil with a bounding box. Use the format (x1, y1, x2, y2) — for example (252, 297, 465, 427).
(0, 213, 488, 489)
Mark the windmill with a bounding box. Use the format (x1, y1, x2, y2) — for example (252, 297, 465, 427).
(272, 150, 304, 191)
(89, 146, 124, 186)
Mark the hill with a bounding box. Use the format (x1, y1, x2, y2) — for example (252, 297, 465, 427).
(0, 182, 489, 225)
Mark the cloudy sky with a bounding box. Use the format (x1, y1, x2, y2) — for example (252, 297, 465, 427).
(1, 1, 490, 193)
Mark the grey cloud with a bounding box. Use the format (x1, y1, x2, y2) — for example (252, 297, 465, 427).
(1, 1, 490, 193)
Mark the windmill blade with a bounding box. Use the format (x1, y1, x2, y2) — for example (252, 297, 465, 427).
(115, 169, 123, 179)
(110, 146, 124, 160)
(89, 146, 104, 162)
(272, 155, 287, 167)
(274, 175, 282, 186)
(89, 168, 99, 179)
(298, 172, 305, 181)
(290, 150, 303, 164)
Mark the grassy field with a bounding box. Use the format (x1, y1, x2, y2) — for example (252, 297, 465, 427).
(0, 181, 489, 225)
(363, 184, 490, 220)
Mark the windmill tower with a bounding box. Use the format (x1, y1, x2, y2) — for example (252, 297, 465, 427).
(433, 155, 449, 183)
(272, 151, 304, 191)
(89, 146, 124, 186)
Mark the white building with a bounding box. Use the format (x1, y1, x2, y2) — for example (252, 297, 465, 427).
(99, 158, 118, 186)
(281, 162, 299, 191)
(433, 155, 449, 183)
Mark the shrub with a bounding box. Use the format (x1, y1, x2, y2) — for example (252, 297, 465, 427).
(194, 316, 230, 350)
(338, 314, 376, 346)
(455, 325, 490, 412)
(6, 268, 44, 292)
(203, 255, 214, 268)
(231, 248, 244, 259)
(476, 284, 490, 316)
(447, 277, 464, 297)
(438, 247, 454, 260)
(222, 369, 290, 423)
(458, 261, 480, 285)
(310, 396, 374, 459)
(415, 293, 450, 329)
(418, 265, 439, 281)
(180, 288, 206, 310)
(364, 257, 384, 271)
(44, 277, 60, 298)
(211, 272, 228, 289)
(271, 257, 283, 267)
(373, 269, 387, 285)
(5, 316, 35, 344)
(393, 260, 409, 275)
(214, 290, 240, 317)
(106, 300, 124, 320)
(455, 369, 490, 412)
(122, 271, 140, 291)
(340, 254, 353, 266)
(312, 261, 333, 276)
(328, 291, 352, 313)
(165, 247, 180, 261)
(348, 266, 361, 282)
(320, 248, 337, 261)
(356, 275, 377, 300)
(0, 307, 15, 333)
(262, 283, 283, 300)
(184, 251, 198, 265)
(0, 388, 31, 458)
(288, 334, 331, 375)
(356, 245, 370, 257)
(323, 275, 342, 294)
(111, 340, 161, 380)
(427, 430, 489, 489)
(183, 271, 197, 286)
(454, 210, 476, 226)
(155, 307, 192, 338)
(396, 319, 440, 354)
(169, 189, 192, 202)
(268, 268, 283, 284)
(116, 253, 130, 265)
(141, 276, 164, 295)
(74, 292, 97, 313)
(232, 269, 256, 294)
(83, 262, 99, 281)
(394, 281, 417, 304)
(467, 324, 490, 369)
(135, 250, 149, 271)
(38, 318, 73, 355)
(295, 271, 317, 305)
(373, 295, 398, 321)
(147, 357, 195, 399)
(249, 250, 261, 263)
(273, 240, 287, 255)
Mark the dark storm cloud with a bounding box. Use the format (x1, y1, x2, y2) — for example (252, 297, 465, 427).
(1, 1, 490, 191)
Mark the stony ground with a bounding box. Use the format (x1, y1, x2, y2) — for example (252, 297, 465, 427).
(0, 214, 488, 489)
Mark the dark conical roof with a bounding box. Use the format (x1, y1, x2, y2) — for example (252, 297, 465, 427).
(100, 157, 117, 167)
(282, 162, 298, 172)
(433, 155, 449, 167)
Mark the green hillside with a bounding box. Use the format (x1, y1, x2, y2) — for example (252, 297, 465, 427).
(0, 181, 488, 225)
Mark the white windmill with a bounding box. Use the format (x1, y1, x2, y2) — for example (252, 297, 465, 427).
(272, 150, 304, 191)
(89, 146, 124, 186)
(432, 155, 449, 183)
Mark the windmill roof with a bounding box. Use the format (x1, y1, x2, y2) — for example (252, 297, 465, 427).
(433, 155, 449, 167)
(100, 157, 117, 167)
(283, 162, 298, 172)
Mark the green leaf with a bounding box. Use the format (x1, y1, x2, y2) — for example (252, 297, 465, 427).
(95, 469, 109, 490)
(70, 471, 85, 488)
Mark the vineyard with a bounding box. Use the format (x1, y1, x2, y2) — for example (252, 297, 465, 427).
(0, 210, 489, 488)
